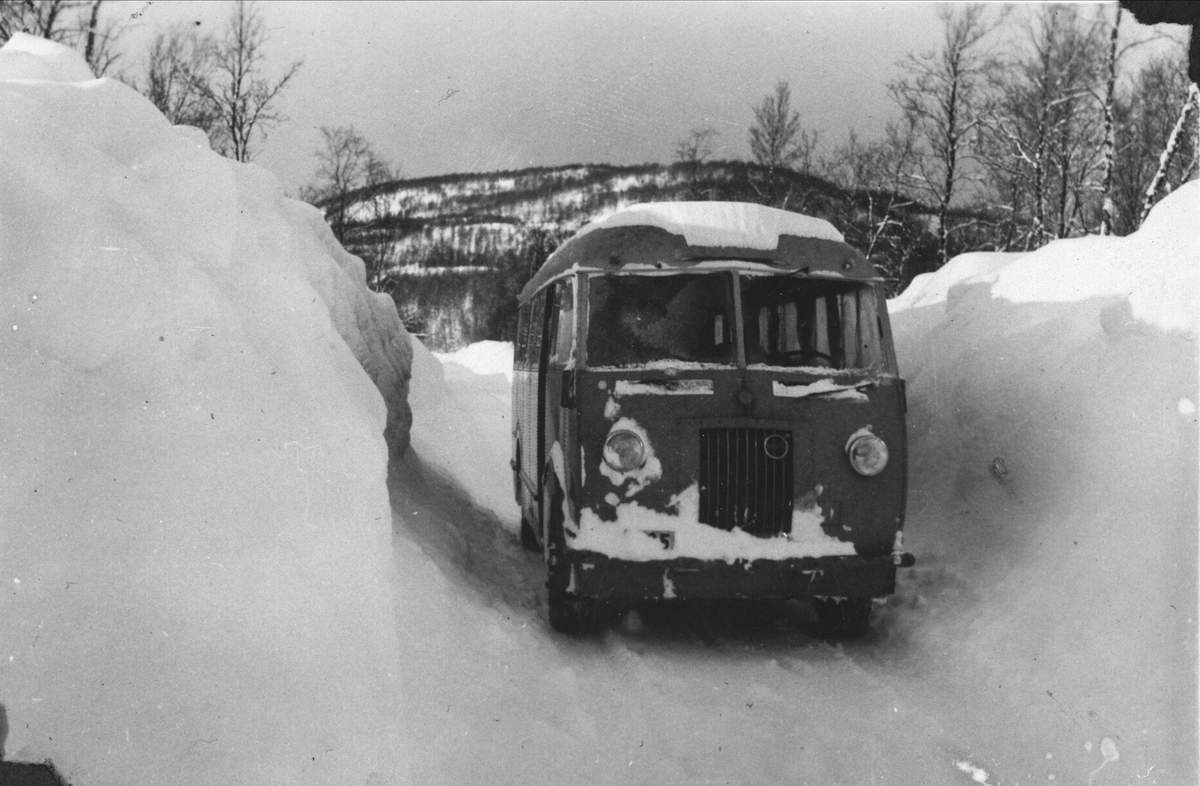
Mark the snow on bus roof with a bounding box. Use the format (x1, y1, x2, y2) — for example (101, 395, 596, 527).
(518, 201, 862, 301)
(576, 201, 844, 248)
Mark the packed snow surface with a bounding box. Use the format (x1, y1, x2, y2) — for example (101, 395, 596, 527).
(575, 201, 845, 248)
(1, 35, 410, 784)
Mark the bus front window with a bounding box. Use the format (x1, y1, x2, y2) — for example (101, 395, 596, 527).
(586, 274, 736, 368)
(741, 277, 883, 370)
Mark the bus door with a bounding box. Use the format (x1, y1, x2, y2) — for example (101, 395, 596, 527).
(540, 278, 576, 502)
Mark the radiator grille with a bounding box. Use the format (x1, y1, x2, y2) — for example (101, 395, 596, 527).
(698, 428, 794, 536)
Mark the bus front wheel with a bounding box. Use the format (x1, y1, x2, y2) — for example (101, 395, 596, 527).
(813, 597, 873, 638)
(542, 476, 597, 634)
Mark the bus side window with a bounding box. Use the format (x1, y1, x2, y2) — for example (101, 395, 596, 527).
(550, 279, 574, 364)
(527, 293, 545, 369)
(515, 304, 530, 370)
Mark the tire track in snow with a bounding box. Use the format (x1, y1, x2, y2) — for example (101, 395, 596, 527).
(388, 450, 545, 615)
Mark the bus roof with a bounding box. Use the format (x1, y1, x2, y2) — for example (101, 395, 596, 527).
(520, 201, 880, 302)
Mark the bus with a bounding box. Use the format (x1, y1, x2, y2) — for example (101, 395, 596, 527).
(511, 202, 913, 634)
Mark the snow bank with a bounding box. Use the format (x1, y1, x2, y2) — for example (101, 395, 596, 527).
(410, 340, 519, 528)
(889, 181, 1199, 782)
(434, 340, 515, 383)
(0, 34, 410, 784)
(887, 251, 1023, 312)
(575, 201, 844, 248)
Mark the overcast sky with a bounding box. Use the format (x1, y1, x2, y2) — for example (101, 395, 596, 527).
(104, 2, 1168, 196)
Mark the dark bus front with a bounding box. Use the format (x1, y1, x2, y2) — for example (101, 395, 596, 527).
(512, 215, 912, 634)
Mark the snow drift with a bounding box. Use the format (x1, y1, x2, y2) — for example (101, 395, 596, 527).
(888, 181, 1198, 783)
(0, 34, 411, 784)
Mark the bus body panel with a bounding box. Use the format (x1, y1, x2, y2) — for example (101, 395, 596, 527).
(510, 203, 912, 607)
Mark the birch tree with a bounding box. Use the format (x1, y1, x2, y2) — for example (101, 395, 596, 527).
(975, 6, 1106, 248)
(140, 26, 220, 141)
(360, 153, 403, 289)
(1098, 6, 1122, 235)
(0, 0, 122, 75)
(888, 4, 993, 264)
(1139, 82, 1200, 224)
(1101, 41, 1193, 235)
(675, 126, 718, 199)
(205, 0, 302, 162)
(313, 125, 373, 242)
(747, 80, 818, 206)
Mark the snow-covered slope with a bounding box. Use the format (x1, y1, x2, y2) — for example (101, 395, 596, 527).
(0, 34, 411, 784)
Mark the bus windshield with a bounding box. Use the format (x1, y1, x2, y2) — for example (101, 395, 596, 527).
(586, 273, 737, 367)
(585, 272, 884, 371)
(741, 276, 883, 370)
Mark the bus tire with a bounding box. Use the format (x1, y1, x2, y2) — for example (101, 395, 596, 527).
(543, 476, 597, 634)
(813, 597, 872, 638)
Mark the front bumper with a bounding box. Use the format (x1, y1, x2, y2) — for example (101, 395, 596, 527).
(565, 551, 916, 600)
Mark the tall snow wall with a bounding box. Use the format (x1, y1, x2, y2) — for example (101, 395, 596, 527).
(0, 34, 410, 784)
(890, 182, 1199, 781)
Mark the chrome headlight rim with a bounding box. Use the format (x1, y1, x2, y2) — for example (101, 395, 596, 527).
(603, 429, 647, 473)
(847, 433, 889, 476)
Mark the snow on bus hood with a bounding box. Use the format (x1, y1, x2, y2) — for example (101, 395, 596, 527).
(574, 484, 857, 563)
(575, 202, 844, 249)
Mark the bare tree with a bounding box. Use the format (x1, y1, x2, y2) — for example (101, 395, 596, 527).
(1098, 6, 1122, 235)
(309, 126, 403, 287)
(313, 125, 372, 241)
(748, 80, 806, 170)
(675, 126, 718, 199)
(823, 120, 923, 287)
(140, 25, 220, 141)
(889, 4, 993, 263)
(747, 80, 819, 206)
(204, 0, 302, 162)
(975, 6, 1107, 248)
(1139, 82, 1200, 224)
(1, 0, 76, 42)
(360, 153, 404, 289)
(1, 0, 122, 76)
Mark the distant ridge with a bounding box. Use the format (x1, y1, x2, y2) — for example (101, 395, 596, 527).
(316, 160, 985, 348)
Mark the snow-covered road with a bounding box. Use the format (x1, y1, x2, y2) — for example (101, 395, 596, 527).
(388, 443, 1169, 786)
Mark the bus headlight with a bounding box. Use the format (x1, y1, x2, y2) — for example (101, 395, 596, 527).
(604, 430, 646, 472)
(847, 433, 889, 476)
